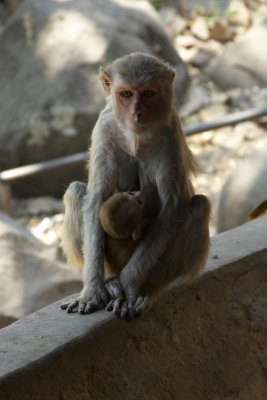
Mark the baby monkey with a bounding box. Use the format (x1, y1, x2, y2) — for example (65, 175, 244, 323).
(100, 191, 146, 279)
(62, 187, 148, 315)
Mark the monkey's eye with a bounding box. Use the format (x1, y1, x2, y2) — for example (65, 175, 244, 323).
(120, 91, 133, 98)
(127, 192, 134, 196)
(143, 90, 155, 97)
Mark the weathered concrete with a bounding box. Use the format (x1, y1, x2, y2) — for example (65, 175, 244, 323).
(1, 216, 267, 399)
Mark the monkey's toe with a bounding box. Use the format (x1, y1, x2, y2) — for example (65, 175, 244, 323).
(60, 299, 79, 313)
(135, 296, 149, 315)
(82, 301, 99, 314)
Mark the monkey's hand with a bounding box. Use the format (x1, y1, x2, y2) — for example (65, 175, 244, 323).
(107, 285, 150, 319)
(105, 277, 125, 314)
(61, 283, 109, 314)
(121, 292, 150, 320)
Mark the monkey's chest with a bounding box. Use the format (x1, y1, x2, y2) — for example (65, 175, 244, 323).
(117, 153, 138, 192)
(137, 161, 161, 219)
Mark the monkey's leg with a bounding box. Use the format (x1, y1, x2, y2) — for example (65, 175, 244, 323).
(143, 194, 210, 294)
(114, 195, 211, 319)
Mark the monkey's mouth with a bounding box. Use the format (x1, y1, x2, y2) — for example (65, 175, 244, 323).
(132, 115, 148, 126)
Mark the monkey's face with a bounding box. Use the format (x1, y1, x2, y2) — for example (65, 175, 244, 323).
(112, 80, 172, 131)
(114, 81, 162, 126)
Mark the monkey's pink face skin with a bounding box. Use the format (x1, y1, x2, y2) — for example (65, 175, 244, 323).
(115, 82, 162, 127)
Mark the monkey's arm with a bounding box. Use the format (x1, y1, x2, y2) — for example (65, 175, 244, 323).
(62, 124, 119, 313)
(79, 154, 120, 313)
(120, 165, 184, 297)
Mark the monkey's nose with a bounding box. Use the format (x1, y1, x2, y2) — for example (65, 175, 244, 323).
(133, 111, 143, 123)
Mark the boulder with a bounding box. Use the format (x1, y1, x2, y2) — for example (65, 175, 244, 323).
(0, 0, 189, 196)
(0, 211, 82, 327)
(216, 152, 267, 232)
(207, 22, 267, 90)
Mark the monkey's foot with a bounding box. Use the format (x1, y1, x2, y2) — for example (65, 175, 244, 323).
(107, 295, 150, 320)
(105, 277, 124, 299)
(61, 286, 109, 314)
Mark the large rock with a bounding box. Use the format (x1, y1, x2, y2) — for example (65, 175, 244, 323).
(207, 22, 267, 90)
(0, 211, 81, 327)
(0, 0, 189, 196)
(216, 152, 267, 232)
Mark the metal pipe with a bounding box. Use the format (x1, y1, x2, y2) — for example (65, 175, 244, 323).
(0, 107, 267, 184)
(0, 152, 88, 184)
(184, 106, 267, 136)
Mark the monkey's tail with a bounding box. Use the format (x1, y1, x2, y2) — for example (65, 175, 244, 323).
(61, 181, 86, 269)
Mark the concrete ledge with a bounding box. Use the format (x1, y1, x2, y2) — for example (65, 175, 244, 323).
(1, 216, 267, 399)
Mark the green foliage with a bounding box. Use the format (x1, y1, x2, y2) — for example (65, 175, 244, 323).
(149, 0, 168, 10)
(192, 1, 238, 27)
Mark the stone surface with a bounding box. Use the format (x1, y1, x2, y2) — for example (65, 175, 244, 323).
(207, 22, 267, 90)
(216, 152, 267, 232)
(0, 211, 81, 327)
(0, 0, 189, 196)
(1, 216, 267, 399)
(159, 7, 187, 38)
(191, 16, 210, 40)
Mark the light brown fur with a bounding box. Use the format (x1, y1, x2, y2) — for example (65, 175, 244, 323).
(100, 191, 146, 278)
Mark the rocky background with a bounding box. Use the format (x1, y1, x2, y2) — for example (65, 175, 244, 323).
(0, 0, 267, 325)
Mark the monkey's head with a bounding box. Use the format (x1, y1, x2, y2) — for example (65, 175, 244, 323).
(99, 191, 145, 241)
(99, 53, 175, 131)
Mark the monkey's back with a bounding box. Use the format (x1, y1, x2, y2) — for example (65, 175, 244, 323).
(104, 236, 137, 278)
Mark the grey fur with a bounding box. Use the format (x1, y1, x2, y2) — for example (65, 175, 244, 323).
(61, 53, 210, 318)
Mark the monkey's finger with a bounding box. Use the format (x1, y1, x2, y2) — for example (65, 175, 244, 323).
(61, 299, 77, 310)
(135, 297, 149, 316)
(84, 301, 100, 314)
(134, 296, 144, 310)
(118, 301, 129, 319)
(106, 299, 115, 312)
(61, 301, 70, 310)
(62, 300, 79, 313)
(78, 302, 87, 314)
(113, 298, 123, 313)
(113, 299, 124, 317)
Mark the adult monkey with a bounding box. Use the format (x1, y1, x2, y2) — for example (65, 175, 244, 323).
(61, 52, 211, 318)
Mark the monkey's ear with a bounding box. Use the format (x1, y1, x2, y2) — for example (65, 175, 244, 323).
(166, 69, 175, 84)
(132, 225, 142, 241)
(99, 67, 112, 94)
